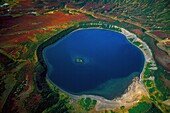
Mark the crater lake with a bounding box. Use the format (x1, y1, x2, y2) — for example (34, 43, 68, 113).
(43, 29, 145, 99)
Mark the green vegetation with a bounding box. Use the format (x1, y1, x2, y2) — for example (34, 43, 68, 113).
(149, 87, 155, 94)
(128, 102, 152, 113)
(78, 97, 97, 111)
(120, 106, 125, 113)
(144, 80, 152, 87)
(142, 60, 170, 112)
(128, 38, 134, 42)
(146, 104, 162, 113)
(120, 106, 125, 110)
(154, 69, 170, 101)
(133, 41, 141, 46)
(143, 62, 153, 78)
(53, 28, 61, 32)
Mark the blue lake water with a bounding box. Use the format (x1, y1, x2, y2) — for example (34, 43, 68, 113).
(43, 29, 145, 99)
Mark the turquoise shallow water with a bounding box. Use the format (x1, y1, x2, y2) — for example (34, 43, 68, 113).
(43, 29, 145, 99)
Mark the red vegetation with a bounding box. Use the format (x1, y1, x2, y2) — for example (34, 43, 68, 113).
(0, 34, 31, 44)
(99, 3, 116, 11)
(0, 12, 88, 35)
(0, 11, 88, 59)
(67, 2, 82, 9)
(0, 46, 21, 59)
(131, 29, 143, 36)
(83, 2, 102, 11)
(26, 94, 42, 111)
(150, 39, 170, 72)
(152, 31, 170, 39)
(94, 14, 114, 22)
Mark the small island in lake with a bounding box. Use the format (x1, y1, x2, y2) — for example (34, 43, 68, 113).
(75, 57, 85, 63)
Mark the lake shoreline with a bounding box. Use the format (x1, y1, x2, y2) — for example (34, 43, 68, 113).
(37, 22, 155, 111)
